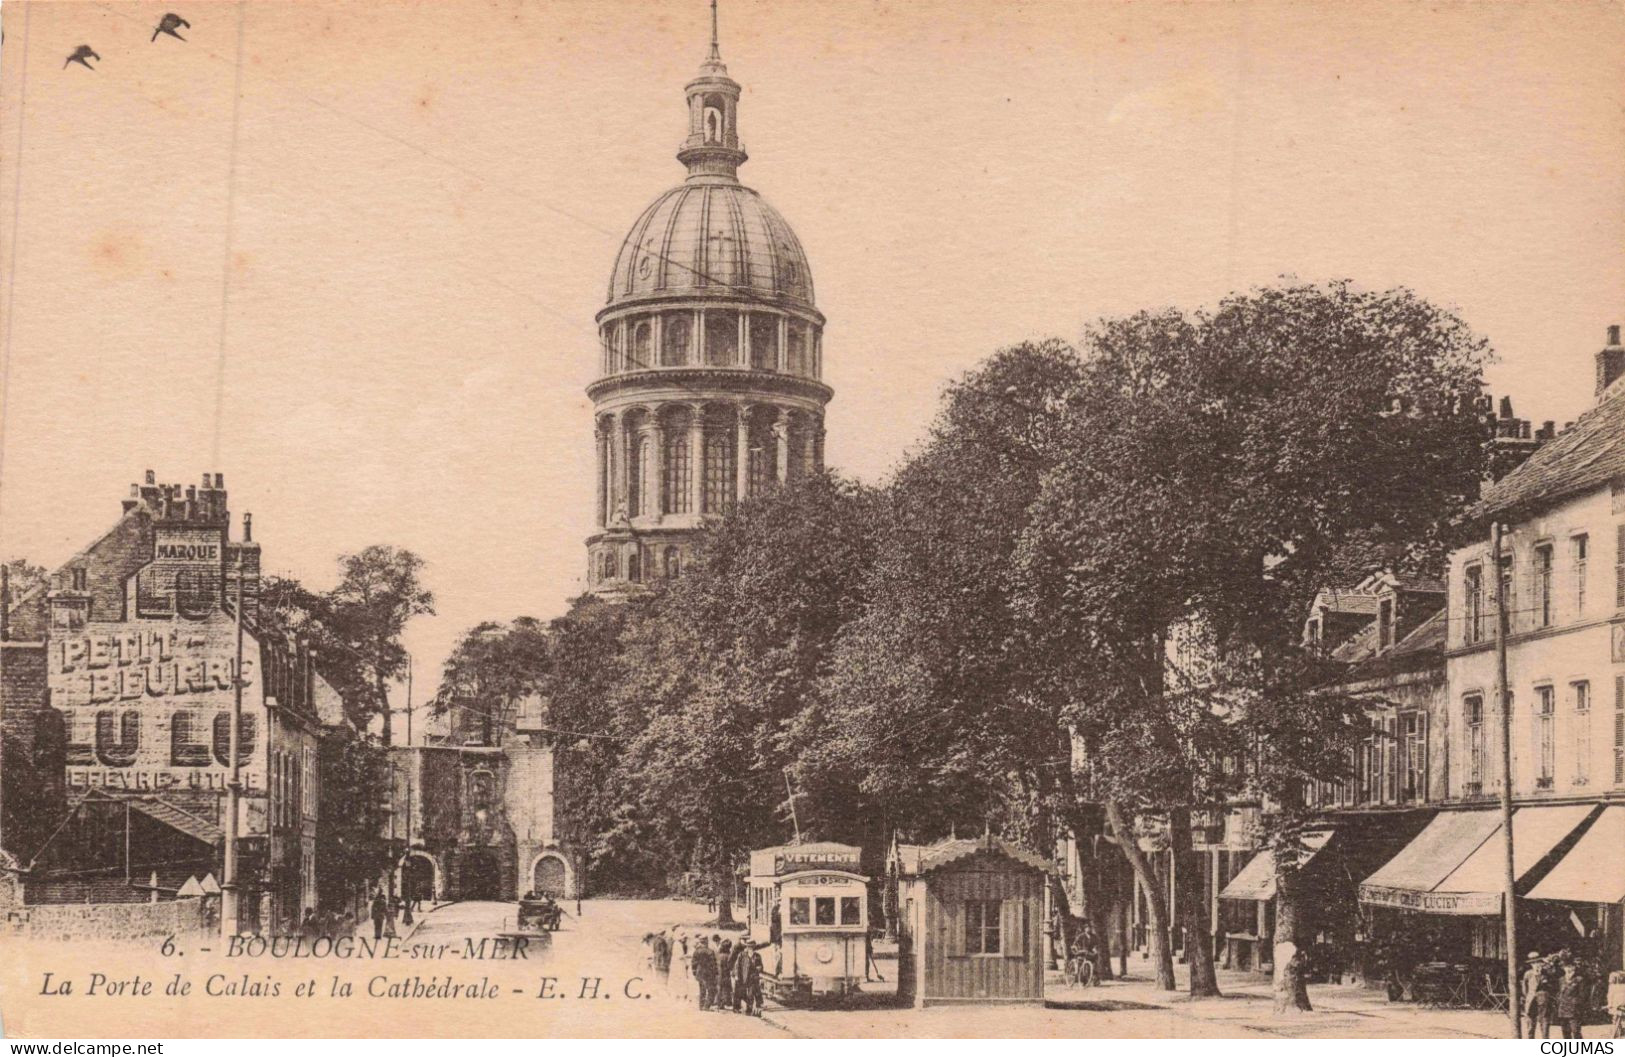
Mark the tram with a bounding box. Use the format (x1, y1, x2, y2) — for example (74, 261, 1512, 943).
(745, 842, 869, 1005)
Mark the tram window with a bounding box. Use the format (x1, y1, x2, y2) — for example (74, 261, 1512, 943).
(840, 896, 861, 925)
(789, 898, 810, 926)
(815, 897, 836, 926)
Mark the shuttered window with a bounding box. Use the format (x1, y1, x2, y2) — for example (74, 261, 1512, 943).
(1616, 524, 1625, 610)
(1614, 676, 1624, 786)
(1573, 682, 1591, 786)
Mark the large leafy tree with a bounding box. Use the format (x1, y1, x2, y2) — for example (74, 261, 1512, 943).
(804, 341, 1090, 920)
(432, 617, 549, 744)
(614, 473, 878, 922)
(329, 546, 435, 745)
(1018, 281, 1492, 1002)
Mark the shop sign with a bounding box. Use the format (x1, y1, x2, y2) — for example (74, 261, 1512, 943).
(1358, 883, 1502, 915)
(775, 850, 859, 873)
(783, 873, 859, 887)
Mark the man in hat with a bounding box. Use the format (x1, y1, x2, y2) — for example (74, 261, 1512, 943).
(691, 936, 716, 1010)
(1523, 952, 1552, 1039)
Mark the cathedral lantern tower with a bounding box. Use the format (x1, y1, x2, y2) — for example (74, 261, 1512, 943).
(586, 2, 830, 594)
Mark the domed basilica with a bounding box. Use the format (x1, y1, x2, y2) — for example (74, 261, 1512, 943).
(586, 4, 830, 593)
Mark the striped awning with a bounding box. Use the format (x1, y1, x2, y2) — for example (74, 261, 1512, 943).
(1527, 807, 1625, 905)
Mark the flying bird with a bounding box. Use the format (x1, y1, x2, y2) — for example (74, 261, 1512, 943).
(64, 45, 100, 70)
(152, 13, 190, 42)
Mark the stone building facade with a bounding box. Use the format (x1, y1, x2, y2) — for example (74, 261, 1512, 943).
(0, 473, 325, 934)
(389, 695, 571, 902)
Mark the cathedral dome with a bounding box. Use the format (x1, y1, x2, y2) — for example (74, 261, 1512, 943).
(605, 183, 815, 311)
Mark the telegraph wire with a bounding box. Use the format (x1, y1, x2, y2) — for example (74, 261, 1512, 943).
(0, 1, 35, 542)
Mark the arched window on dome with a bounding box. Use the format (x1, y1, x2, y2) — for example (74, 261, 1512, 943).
(705, 311, 737, 367)
(660, 406, 692, 515)
(631, 319, 653, 371)
(785, 411, 811, 483)
(702, 405, 737, 514)
(746, 406, 779, 498)
(599, 551, 617, 583)
(664, 547, 681, 580)
(787, 322, 809, 376)
(662, 315, 691, 366)
(749, 314, 778, 371)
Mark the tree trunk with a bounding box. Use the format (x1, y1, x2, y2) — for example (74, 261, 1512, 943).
(1272, 861, 1312, 1013)
(1105, 800, 1175, 990)
(713, 860, 735, 926)
(1171, 806, 1221, 997)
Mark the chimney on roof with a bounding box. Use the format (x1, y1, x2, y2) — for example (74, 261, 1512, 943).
(1598, 324, 1624, 400)
(145, 469, 155, 485)
(1498, 396, 1514, 419)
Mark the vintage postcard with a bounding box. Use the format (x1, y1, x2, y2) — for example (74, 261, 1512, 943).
(1, 0, 1623, 1041)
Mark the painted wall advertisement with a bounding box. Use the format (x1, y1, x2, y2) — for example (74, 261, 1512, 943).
(50, 615, 266, 796)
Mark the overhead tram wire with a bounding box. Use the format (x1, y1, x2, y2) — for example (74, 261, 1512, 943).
(88, 1, 787, 321)
(83, 0, 796, 413)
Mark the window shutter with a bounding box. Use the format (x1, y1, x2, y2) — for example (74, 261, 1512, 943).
(1614, 676, 1624, 786)
(1616, 524, 1625, 610)
(1002, 899, 1024, 959)
(945, 900, 964, 958)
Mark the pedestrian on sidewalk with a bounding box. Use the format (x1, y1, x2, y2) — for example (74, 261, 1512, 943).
(1557, 962, 1586, 1039)
(739, 944, 763, 1016)
(692, 936, 717, 1010)
(652, 930, 673, 990)
(1523, 953, 1552, 1039)
(369, 890, 388, 941)
(672, 930, 693, 1001)
(716, 939, 735, 1011)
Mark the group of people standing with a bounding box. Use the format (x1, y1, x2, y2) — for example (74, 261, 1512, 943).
(1521, 949, 1609, 1039)
(646, 928, 765, 1015)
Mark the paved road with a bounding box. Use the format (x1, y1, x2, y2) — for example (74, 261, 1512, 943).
(404, 898, 787, 1037)
(403, 900, 1508, 1038)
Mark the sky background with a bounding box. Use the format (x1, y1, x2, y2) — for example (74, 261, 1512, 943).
(2, 0, 1622, 706)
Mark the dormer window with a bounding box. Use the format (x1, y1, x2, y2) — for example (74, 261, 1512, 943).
(71, 566, 87, 591)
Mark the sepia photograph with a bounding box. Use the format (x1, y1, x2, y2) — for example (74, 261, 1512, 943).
(0, 0, 1623, 1043)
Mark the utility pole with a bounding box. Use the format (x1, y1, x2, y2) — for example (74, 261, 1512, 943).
(1493, 522, 1519, 1038)
(784, 768, 802, 844)
(222, 550, 246, 937)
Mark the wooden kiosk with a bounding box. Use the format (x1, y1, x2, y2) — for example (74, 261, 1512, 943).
(892, 834, 1056, 1008)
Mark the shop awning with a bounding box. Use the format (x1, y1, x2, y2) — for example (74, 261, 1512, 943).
(1359, 806, 1599, 915)
(1359, 809, 1501, 913)
(1432, 804, 1598, 908)
(1219, 831, 1332, 902)
(1528, 806, 1625, 905)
